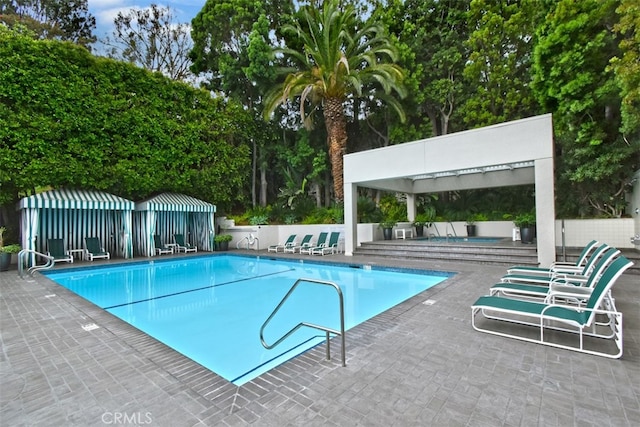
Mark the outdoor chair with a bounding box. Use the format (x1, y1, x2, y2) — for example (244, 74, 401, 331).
(311, 232, 340, 255)
(47, 238, 73, 263)
(285, 234, 313, 253)
(174, 233, 197, 253)
(154, 235, 173, 255)
(489, 247, 620, 303)
(268, 234, 296, 253)
(471, 256, 633, 359)
(499, 244, 611, 286)
(506, 239, 600, 277)
(84, 237, 110, 261)
(301, 232, 327, 255)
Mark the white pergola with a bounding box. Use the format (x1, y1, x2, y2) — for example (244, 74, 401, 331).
(343, 114, 556, 266)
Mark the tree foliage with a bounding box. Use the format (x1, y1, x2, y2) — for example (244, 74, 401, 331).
(190, 0, 296, 208)
(190, 0, 292, 103)
(461, 0, 544, 128)
(532, 0, 638, 217)
(262, 0, 406, 202)
(0, 26, 252, 211)
(104, 4, 194, 82)
(3, 0, 637, 222)
(611, 0, 640, 140)
(187, 0, 638, 218)
(0, 0, 95, 47)
(384, 0, 469, 138)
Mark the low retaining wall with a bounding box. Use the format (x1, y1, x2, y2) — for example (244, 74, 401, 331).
(226, 218, 637, 251)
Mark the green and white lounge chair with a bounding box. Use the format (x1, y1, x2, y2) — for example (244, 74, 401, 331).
(84, 237, 110, 261)
(174, 233, 197, 253)
(153, 235, 172, 255)
(268, 234, 296, 253)
(490, 247, 621, 303)
(472, 256, 633, 359)
(47, 238, 73, 263)
(311, 232, 340, 255)
(506, 239, 599, 276)
(285, 234, 313, 253)
(301, 232, 327, 255)
(500, 244, 611, 286)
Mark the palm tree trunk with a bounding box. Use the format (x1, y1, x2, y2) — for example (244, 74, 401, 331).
(323, 97, 347, 202)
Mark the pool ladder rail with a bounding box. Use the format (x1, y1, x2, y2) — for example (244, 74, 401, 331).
(236, 233, 259, 250)
(17, 249, 55, 279)
(429, 222, 458, 242)
(260, 278, 346, 367)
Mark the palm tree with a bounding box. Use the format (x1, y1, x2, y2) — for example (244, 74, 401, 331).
(263, 0, 406, 202)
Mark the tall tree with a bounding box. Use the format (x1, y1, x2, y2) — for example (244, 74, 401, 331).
(104, 4, 194, 82)
(461, 0, 544, 128)
(262, 0, 406, 202)
(190, 0, 292, 102)
(0, 0, 95, 47)
(383, 0, 469, 138)
(610, 0, 640, 142)
(190, 0, 295, 208)
(532, 0, 638, 217)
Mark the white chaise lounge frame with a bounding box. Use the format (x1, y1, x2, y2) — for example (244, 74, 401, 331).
(471, 256, 633, 359)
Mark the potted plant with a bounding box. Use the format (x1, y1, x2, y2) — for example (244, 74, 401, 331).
(465, 213, 487, 237)
(513, 212, 536, 244)
(412, 211, 434, 238)
(0, 227, 21, 271)
(214, 234, 232, 251)
(378, 219, 397, 240)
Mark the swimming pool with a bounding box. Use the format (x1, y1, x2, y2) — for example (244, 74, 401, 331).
(44, 255, 451, 385)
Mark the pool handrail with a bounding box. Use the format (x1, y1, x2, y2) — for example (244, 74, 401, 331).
(236, 233, 259, 250)
(18, 249, 55, 279)
(260, 277, 346, 367)
(446, 221, 458, 241)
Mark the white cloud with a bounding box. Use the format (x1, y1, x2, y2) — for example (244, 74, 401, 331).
(89, 1, 205, 40)
(88, 0, 127, 10)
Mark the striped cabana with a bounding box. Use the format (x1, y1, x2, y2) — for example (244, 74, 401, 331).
(133, 193, 216, 256)
(18, 189, 135, 265)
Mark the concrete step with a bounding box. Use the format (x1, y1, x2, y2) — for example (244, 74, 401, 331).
(355, 240, 538, 267)
(354, 240, 640, 274)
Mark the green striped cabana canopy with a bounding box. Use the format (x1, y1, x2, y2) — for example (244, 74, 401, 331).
(19, 189, 135, 264)
(133, 193, 216, 256)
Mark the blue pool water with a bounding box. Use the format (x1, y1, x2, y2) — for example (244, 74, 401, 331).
(44, 255, 451, 385)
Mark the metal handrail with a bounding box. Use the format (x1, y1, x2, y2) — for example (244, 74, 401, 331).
(236, 233, 259, 250)
(446, 221, 458, 241)
(260, 278, 346, 367)
(18, 249, 55, 279)
(430, 224, 441, 239)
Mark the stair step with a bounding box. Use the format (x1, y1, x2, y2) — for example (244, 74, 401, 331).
(354, 240, 640, 274)
(355, 240, 537, 267)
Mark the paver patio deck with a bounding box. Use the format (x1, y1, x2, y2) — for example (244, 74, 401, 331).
(1, 250, 638, 426)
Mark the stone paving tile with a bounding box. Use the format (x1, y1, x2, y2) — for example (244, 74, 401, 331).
(1, 251, 638, 426)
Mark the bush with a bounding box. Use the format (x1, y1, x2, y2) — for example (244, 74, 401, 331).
(214, 234, 232, 243)
(513, 212, 536, 228)
(0, 243, 21, 254)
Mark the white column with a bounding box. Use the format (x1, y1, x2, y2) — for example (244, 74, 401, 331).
(406, 194, 416, 222)
(535, 157, 556, 266)
(343, 183, 358, 256)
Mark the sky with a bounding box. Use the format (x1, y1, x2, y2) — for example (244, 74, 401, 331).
(88, 0, 208, 41)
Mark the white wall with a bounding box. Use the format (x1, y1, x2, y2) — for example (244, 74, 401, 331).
(228, 218, 636, 251)
(556, 218, 635, 249)
(227, 224, 346, 251)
